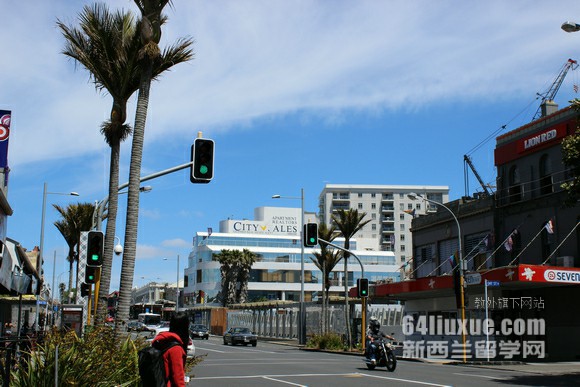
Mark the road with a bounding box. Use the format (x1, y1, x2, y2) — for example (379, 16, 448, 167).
(186, 337, 580, 386)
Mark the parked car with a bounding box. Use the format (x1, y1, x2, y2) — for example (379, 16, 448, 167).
(145, 336, 196, 357)
(223, 327, 257, 346)
(126, 321, 146, 332)
(150, 321, 171, 337)
(189, 324, 209, 340)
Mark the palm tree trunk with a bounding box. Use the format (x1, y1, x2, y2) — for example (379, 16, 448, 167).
(116, 65, 152, 333)
(96, 140, 121, 324)
(321, 263, 326, 335)
(344, 254, 351, 348)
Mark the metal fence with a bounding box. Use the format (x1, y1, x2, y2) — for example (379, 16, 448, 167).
(226, 302, 404, 343)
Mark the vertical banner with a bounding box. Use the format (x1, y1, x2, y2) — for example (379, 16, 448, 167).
(0, 110, 11, 169)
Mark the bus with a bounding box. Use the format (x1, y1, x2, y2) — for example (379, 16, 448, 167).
(138, 312, 162, 330)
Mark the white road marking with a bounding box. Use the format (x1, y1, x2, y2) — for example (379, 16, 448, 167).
(262, 376, 306, 386)
(359, 372, 452, 386)
(453, 373, 502, 380)
(194, 373, 360, 381)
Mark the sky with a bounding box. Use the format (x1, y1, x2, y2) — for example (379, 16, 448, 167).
(3, 0, 580, 292)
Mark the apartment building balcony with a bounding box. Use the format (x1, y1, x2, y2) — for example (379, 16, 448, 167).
(332, 202, 350, 212)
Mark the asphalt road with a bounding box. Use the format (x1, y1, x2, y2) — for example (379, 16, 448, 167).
(186, 337, 580, 386)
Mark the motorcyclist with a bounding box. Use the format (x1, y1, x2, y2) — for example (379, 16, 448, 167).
(366, 317, 394, 363)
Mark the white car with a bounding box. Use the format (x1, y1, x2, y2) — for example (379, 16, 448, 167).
(151, 321, 171, 337)
(148, 322, 195, 356)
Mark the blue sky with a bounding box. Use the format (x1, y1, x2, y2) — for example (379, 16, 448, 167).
(3, 0, 580, 291)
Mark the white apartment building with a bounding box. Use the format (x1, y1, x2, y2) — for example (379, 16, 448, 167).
(183, 206, 399, 305)
(318, 184, 449, 265)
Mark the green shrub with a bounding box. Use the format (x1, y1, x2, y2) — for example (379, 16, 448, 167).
(10, 327, 204, 386)
(306, 332, 345, 351)
(10, 327, 141, 386)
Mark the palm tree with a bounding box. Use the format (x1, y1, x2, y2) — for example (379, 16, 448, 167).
(116, 0, 193, 329)
(53, 202, 95, 302)
(58, 4, 192, 325)
(215, 249, 257, 305)
(58, 282, 66, 303)
(311, 223, 339, 334)
(215, 250, 237, 306)
(331, 209, 371, 348)
(236, 249, 257, 304)
(58, 4, 141, 322)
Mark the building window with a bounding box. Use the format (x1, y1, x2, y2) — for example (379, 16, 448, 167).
(415, 203, 421, 210)
(372, 224, 377, 231)
(371, 203, 376, 210)
(407, 203, 413, 210)
(508, 165, 522, 203)
(399, 193, 404, 199)
(399, 214, 405, 221)
(539, 154, 553, 195)
(400, 235, 405, 241)
(400, 224, 405, 231)
(358, 203, 363, 209)
(358, 193, 363, 198)
(401, 245, 406, 252)
(399, 203, 404, 210)
(372, 213, 376, 219)
(371, 193, 376, 198)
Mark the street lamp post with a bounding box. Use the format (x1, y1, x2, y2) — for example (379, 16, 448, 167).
(38, 182, 79, 331)
(407, 192, 467, 363)
(164, 255, 180, 313)
(272, 188, 306, 345)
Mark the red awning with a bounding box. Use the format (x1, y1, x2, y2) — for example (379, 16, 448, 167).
(358, 264, 580, 301)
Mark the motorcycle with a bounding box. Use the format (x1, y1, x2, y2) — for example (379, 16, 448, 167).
(364, 338, 397, 371)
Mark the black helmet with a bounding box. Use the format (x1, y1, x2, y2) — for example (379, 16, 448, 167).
(370, 318, 380, 332)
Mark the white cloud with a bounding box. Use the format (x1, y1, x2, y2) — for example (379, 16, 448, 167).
(5, 0, 580, 170)
(162, 238, 191, 249)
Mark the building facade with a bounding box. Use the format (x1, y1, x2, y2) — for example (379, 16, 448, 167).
(318, 184, 450, 264)
(370, 105, 580, 361)
(183, 206, 399, 305)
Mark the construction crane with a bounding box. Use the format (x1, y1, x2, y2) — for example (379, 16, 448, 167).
(531, 58, 578, 121)
(464, 155, 492, 198)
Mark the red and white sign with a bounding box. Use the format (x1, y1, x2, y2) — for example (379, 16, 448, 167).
(518, 264, 580, 284)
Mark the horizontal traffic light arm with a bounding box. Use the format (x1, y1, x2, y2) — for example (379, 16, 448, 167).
(317, 238, 365, 278)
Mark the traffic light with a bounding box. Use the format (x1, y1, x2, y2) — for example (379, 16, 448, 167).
(87, 231, 104, 266)
(80, 282, 91, 297)
(190, 138, 214, 183)
(357, 278, 369, 298)
(85, 266, 98, 284)
(303, 223, 318, 247)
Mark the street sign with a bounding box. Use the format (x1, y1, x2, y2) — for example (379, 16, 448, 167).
(464, 273, 482, 285)
(486, 280, 500, 287)
(37, 300, 47, 305)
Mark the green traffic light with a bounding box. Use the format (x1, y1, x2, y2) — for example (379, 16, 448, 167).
(199, 165, 208, 175)
(91, 254, 99, 261)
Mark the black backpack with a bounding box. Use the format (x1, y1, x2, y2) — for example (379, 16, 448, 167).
(138, 341, 180, 387)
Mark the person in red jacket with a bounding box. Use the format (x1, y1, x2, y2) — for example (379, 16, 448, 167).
(152, 312, 190, 386)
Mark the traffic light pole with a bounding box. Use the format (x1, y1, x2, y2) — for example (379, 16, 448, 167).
(318, 238, 367, 349)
